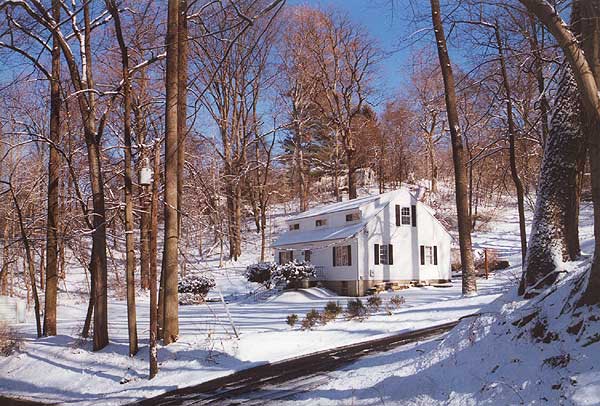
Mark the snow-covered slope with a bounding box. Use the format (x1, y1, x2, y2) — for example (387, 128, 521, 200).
(0, 199, 595, 405)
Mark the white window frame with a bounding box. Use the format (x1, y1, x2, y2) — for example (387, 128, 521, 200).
(289, 223, 300, 231)
(280, 251, 293, 264)
(315, 219, 327, 227)
(379, 245, 389, 265)
(334, 245, 351, 267)
(424, 246, 433, 265)
(304, 249, 312, 263)
(401, 207, 411, 225)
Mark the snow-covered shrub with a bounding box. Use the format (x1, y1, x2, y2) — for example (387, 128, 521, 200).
(367, 295, 382, 312)
(346, 298, 367, 320)
(286, 314, 298, 328)
(273, 259, 316, 285)
(245, 262, 278, 288)
(389, 295, 406, 309)
(322, 301, 342, 322)
(301, 309, 321, 330)
(177, 274, 215, 305)
(0, 322, 21, 356)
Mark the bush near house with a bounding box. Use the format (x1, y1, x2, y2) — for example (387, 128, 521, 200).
(346, 298, 368, 320)
(246, 260, 316, 289)
(322, 301, 343, 323)
(286, 314, 298, 328)
(273, 260, 316, 285)
(301, 309, 321, 330)
(367, 295, 382, 312)
(178, 274, 215, 305)
(389, 295, 406, 309)
(245, 262, 278, 288)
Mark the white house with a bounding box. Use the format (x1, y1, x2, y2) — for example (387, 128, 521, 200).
(272, 188, 452, 296)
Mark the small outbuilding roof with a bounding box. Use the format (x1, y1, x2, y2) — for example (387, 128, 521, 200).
(286, 194, 382, 221)
(272, 222, 364, 248)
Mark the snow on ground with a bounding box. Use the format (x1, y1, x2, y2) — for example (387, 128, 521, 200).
(276, 203, 599, 406)
(0, 198, 595, 405)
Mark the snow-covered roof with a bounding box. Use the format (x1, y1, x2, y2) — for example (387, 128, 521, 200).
(286, 193, 383, 221)
(272, 222, 364, 248)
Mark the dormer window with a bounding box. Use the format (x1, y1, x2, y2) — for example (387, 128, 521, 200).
(395, 205, 416, 226)
(346, 212, 360, 222)
(315, 219, 327, 227)
(289, 223, 300, 231)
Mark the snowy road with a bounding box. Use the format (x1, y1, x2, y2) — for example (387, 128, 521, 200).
(132, 321, 460, 405)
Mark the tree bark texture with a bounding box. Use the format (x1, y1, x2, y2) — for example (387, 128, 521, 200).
(519, 67, 585, 296)
(161, 0, 180, 345)
(106, 0, 138, 356)
(43, 0, 61, 337)
(149, 141, 160, 378)
(495, 24, 528, 266)
(574, 0, 600, 306)
(430, 0, 477, 295)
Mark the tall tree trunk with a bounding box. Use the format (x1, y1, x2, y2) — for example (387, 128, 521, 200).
(346, 136, 358, 200)
(106, 0, 138, 356)
(162, 0, 180, 345)
(574, 0, 600, 306)
(177, 0, 188, 237)
(43, 0, 60, 337)
(139, 180, 150, 290)
(1, 222, 9, 296)
(297, 142, 308, 211)
(260, 208, 267, 262)
(519, 67, 585, 296)
(528, 15, 551, 146)
(149, 141, 160, 378)
(347, 158, 357, 200)
(430, 0, 477, 295)
(495, 24, 528, 266)
(11, 187, 42, 337)
(233, 183, 242, 259)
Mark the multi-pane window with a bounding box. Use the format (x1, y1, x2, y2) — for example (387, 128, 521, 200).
(401, 207, 411, 225)
(345, 212, 360, 222)
(396, 205, 417, 226)
(304, 249, 312, 263)
(315, 219, 327, 227)
(420, 245, 438, 265)
(289, 223, 300, 231)
(333, 245, 351, 267)
(279, 250, 293, 264)
(374, 244, 393, 265)
(380, 245, 389, 265)
(424, 246, 433, 264)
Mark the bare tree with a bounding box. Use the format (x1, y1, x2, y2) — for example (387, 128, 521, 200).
(430, 0, 477, 295)
(518, 1, 591, 297)
(162, 0, 181, 345)
(495, 22, 528, 265)
(43, 0, 61, 337)
(105, 0, 138, 356)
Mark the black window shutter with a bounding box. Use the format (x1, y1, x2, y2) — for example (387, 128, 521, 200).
(279, 251, 282, 264)
(434, 246, 438, 265)
(411, 205, 417, 227)
(347, 245, 352, 266)
(388, 244, 393, 265)
(395, 205, 400, 226)
(420, 245, 425, 265)
(290, 250, 293, 261)
(333, 247, 337, 267)
(374, 244, 380, 265)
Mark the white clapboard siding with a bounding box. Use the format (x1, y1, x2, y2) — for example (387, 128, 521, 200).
(0, 295, 26, 323)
